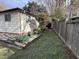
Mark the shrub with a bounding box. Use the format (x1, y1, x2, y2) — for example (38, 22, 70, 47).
(19, 35, 30, 43)
(28, 32, 33, 37)
(33, 27, 42, 34)
(14, 35, 30, 43)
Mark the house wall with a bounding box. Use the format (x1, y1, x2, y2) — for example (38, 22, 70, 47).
(77, 8, 79, 16)
(68, 6, 79, 18)
(20, 13, 39, 34)
(71, 8, 79, 17)
(19, 13, 31, 33)
(0, 12, 20, 33)
(28, 16, 39, 31)
(0, 11, 39, 34)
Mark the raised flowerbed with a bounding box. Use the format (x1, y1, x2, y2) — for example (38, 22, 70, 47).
(0, 27, 42, 49)
(14, 34, 40, 48)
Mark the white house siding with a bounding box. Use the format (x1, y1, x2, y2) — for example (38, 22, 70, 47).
(20, 13, 31, 33)
(24, 16, 32, 32)
(77, 8, 79, 16)
(0, 12, 20, 33)
(70, 8, 79, 18)
(29, 16, 39, 31)
(0, 11, 39, 34)
(20, 13, 39, 33)
(7, 12, 20, 33)
(0, 14, 5, 32)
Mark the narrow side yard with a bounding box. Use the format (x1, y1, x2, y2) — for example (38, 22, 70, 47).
(8, 31, 71, 59)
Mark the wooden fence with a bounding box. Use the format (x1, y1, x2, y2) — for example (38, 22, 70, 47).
(52, 17, 79, 59)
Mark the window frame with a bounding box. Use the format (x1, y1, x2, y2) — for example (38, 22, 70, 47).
(5, 13, 11, 22)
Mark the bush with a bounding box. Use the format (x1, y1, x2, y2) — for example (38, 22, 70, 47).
(20, 35, 30, 43)
(14, 32, 33, 43)
(14, 35, 30, 43)
(28, 32, 33, 37)
(33, 27, 42, 34)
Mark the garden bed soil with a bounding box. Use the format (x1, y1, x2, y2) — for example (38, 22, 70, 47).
(0, 34, 41, 49)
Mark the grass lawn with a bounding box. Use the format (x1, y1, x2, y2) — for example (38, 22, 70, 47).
(0, 42, 16, 59)
(7, 31, 70, 59)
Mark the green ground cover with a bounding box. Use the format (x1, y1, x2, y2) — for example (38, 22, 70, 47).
(7, 31, 70, 59)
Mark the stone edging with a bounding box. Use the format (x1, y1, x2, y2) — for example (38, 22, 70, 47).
(0, 34, 41, 49)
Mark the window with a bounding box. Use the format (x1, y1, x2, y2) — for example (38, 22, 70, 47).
(72, 13, 77, 17)
(5, 14, 11, 22)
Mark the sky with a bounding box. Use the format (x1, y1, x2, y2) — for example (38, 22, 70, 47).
(0, 0, 70, 11)
(65, 0, 71, 6)
(0, 0, 33, 9)
(0, 0, 43, 9)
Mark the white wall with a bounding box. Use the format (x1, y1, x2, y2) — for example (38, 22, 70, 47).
(0, 12, 20, 33)
(20, 13, 32, 33)
(29, 16, 39, 31)
(20, 13, 39, 33)
(0, 12, 39, 34)
(77, 8, 79, 16)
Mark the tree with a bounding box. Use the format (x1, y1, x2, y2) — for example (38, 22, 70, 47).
(44, 0, 66, 20)
(52, 7, 65, 20)
(35, 12, 48, 29)
(23, 1, 46, 15)
(23, 1, 48, 28)
(44, 0, 55, 15)
(71, 0, 79, 5)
